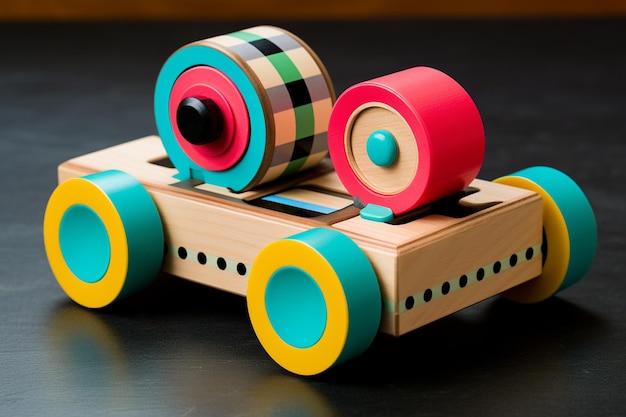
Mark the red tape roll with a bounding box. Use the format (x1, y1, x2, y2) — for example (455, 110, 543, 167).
(328, 67, 485, 215)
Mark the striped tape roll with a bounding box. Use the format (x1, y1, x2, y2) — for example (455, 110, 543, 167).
(155, 26, 335, 192)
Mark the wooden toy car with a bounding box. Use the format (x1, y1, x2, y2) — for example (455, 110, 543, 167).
(43, 26, 597, 376)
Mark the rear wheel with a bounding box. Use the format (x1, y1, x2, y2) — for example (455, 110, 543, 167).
(494, 166, 597, 303)
(247, 228, 381, 375)
(43, 170, 164, 308)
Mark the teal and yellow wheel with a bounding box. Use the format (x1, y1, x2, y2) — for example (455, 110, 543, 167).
(43, 170, 164, 308)
(494, 166, 597, 303)
(247, 228, 381, 375)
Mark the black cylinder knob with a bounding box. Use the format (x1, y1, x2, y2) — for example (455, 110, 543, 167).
(176, 97, 224, 145)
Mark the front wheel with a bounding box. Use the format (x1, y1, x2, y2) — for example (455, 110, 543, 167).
(247, 228, 381, 376)
(43, 170, 164, 308)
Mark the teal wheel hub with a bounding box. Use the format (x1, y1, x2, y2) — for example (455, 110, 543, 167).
(59, 204, 111, 283)
(265, 266, 327, 349)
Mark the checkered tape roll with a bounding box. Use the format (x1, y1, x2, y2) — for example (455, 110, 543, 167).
(155, 26, 335, 191)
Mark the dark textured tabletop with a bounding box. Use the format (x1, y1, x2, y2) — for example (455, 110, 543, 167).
(1, 19, 624, 416)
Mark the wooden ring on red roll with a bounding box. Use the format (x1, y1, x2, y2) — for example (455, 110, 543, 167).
(328, 67, 485, 215)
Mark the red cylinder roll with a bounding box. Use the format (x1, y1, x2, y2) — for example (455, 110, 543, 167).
(328, 67, 485, 215)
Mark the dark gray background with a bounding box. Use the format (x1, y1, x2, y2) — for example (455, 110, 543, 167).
(1, 19, 624, 416)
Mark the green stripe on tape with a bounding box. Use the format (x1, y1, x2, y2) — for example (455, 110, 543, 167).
(281, 157, 308, 178)
(267, 52, 302, 84)
(229, 30, 264, 43)
(294, 104, 315, 139)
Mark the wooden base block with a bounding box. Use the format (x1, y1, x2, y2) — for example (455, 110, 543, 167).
(58, 136, 543, 337)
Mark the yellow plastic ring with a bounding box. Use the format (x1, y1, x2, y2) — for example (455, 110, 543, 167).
(248, 238, 348, 375)
(248, 228, 381, 375)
